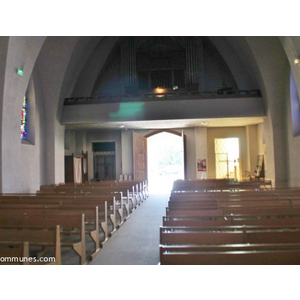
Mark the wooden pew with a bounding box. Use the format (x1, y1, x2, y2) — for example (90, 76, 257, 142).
(80, 179, 149, 201)
(172, 179, 231, 190)
(0, 197, 119, 248)
(160, 224, 300, 245)
(0, 242, 30, 265)
(44, 178, 149, 202)
(167, 199, 300, 211)
(163, 214, 300, 227)
(160, 242, 300, 258)
(162, 186, 300, 264)
(159, 223, 300, 265)
(1, 213, 86, 264)
(0, 225, 61, 265)
(37, 185, 137, 214)
(170, 188, 300, 200)
(171, 179, 265, 192)
(165, 205, 300, 217)
(169, 191, 300, 202)
(0, 195, 119, 238)
(160, 225, 300, 246)
(0, 207, 93, 264)
(0, 178, 147, 264)
(166, 207, 223, 217)
(116, 180, 148, 202)
(160, 247, 300, 265)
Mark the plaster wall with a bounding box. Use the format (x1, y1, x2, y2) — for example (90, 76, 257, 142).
(246, 125, 258, 175)
(64, 129, 76, 156)
(194, 127, 208, 179)
(0, 37, 9, 192)
(35, 36, 80, 185)
(121, 130, 133, 177)
(1, 37, 47, 193)
(209, 37, 257, 90)
(285, 73, 300, 187)
(246, 37, 289, 187)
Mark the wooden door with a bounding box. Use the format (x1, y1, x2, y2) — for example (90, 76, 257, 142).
(65, 155, 74, 183)
(94, 154, 116, 180)
(182, 132, 187, 180)
(133, 132, 147, 181)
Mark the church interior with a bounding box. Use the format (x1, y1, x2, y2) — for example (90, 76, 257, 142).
(3, 35, 300, 192)
(1, 33, 300, 296)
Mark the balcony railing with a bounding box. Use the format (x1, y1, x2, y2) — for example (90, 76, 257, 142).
(64, 89, 262, 106)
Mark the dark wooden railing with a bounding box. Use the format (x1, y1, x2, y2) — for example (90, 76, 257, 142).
(64, 90, 262, 106)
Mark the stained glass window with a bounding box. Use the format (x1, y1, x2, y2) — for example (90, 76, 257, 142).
(21, 95, 27, 139)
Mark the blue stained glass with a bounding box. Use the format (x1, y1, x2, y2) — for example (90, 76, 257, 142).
(21, 95, 27, 140)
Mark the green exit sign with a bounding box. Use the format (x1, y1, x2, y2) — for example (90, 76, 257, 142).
(17, 69, 24, 76)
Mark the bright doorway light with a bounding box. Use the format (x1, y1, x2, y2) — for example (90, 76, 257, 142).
(147, 132, 184, 194)
(215, 138, 240, 180)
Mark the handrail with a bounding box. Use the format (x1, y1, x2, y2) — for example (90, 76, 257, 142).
(64, 90, 262, 106)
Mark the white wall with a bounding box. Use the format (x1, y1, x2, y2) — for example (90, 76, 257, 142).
(194, 127, 208, 179)
(246, 125, 258, 174)
(246, 37, 289, 187)
(121, 130, 133, 177)
(0, 37, 47, 193)
(0, 37, 9, 192)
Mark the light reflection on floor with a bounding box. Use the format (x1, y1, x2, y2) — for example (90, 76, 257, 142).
(148, 173, 184, 195)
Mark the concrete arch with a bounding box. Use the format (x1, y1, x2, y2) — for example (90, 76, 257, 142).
(145, 129, 183, 138)
(244, 37, 290, 187)
(0, 37, 46, 192)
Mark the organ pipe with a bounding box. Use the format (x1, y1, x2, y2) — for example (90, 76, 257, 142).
(123, 37, 137, 88)
(186, 37, 199, 86)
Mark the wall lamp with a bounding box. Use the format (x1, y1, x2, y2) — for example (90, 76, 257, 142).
(154, 87, 165, 93)
(294, 56, 300, 65)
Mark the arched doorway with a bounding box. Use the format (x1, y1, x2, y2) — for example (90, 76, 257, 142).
(145, 130, 186, 194)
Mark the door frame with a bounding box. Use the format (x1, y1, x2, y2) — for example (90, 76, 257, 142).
(144, 129, 187, 180)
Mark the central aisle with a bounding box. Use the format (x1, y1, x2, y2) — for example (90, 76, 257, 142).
(89, 193, 169, 265)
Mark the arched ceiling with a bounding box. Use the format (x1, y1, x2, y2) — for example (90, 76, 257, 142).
(66, 36, 260, 98)
(34, 36, 288, 129)
(58, 36, 261, 102)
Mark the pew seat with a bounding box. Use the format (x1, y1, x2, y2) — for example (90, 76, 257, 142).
(0, 226, 61, 265)
(160, 248, 300, 265)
